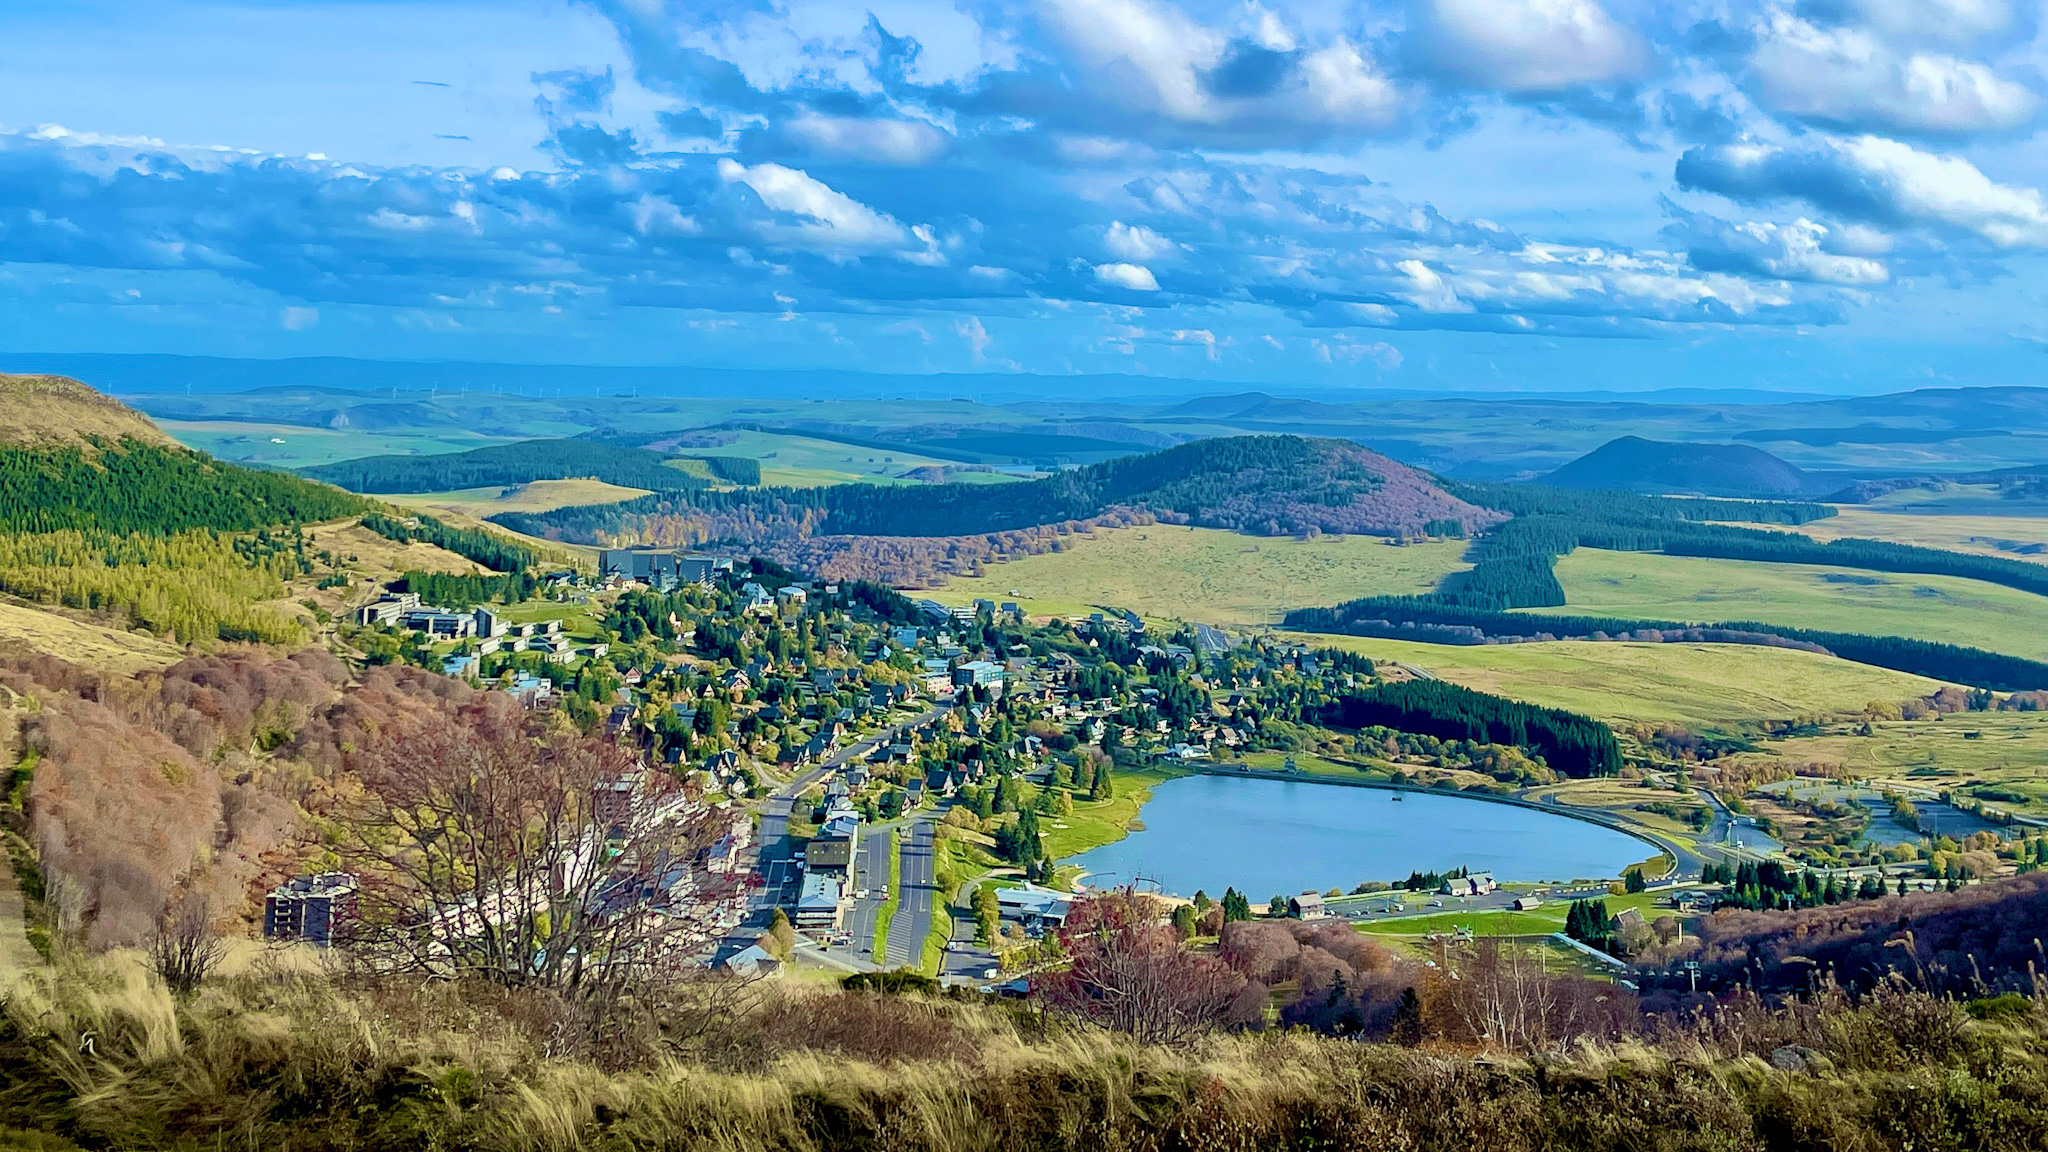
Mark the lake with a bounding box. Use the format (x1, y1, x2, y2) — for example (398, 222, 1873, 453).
(1064, 774, 1655, 898)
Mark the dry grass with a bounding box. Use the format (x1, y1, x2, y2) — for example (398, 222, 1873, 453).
(1290, 632, 1942, 727)
(0, 375, 172, 448)
(0, 599, 183, 674)
(381, 479, 654, 517)
(927, 526, 1470, 626)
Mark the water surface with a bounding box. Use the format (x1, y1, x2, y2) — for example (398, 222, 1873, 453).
(1065, 774, 1653, 898)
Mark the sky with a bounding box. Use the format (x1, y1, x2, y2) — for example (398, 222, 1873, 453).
(1, 0, 2047, 394)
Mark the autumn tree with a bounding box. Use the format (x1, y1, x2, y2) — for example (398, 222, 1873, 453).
(1032, 888, 1254, 1045)
(334, 698, 738, 1001)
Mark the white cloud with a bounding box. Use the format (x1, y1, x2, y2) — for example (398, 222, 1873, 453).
(954, 316, 993, 359)
(1094, 261, 1161, 290)
(1103, 220, 1178, 262)
(1748, 12, 2037, 136)
(280, 305, 319, 330)
(1679, 134, 2048, 248)
(1676, 211, 1891, 285)
(716, 157, 909, 250)
(1396, 259, 1472, 312)
(783, 114, 951, 164)
(1410, 0, 1647, 95)
(1170, 327, 1219, 358)
(1806, 0, 2019, 50)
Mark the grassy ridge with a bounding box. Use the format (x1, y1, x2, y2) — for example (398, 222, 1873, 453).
(1292, 634, 1943, 726)
(925, 525, 1469, 626)
(1547, 548, 2048, 662)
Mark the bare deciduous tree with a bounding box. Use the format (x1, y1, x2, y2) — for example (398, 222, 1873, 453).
(334, 699, 741, 1005)
(1033, 888, 1255, 1045)
(149, 893, 225, 995)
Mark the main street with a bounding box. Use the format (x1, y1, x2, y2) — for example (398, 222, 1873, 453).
(883, 820, 936, 968)
(750, 703, 948, 922)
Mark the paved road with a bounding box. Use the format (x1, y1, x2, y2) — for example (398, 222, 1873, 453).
(751, 704, 948, 924)
(884, 820, 936, 968)
(940, 878, 998, 983)
(840, 828, 893, 956)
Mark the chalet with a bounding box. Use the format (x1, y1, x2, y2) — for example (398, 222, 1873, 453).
(1512, 896, 1543, 911)
(1287, 892, 1327, 920)
(1440, 873, 1499, 897)
(721, 942, 782, 978)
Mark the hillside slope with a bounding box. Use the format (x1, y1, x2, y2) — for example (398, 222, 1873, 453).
(0, 373, 175, 447)
(1544, 436, 1815, 496)
(301, 438, 715, 494)
(498, 435, 1501, 544)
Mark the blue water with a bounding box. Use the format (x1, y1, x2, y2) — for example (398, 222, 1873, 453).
(1065, 775, 1653, 898)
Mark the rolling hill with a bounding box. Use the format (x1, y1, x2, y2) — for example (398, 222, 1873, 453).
(0, 373, 177, 448)
(1543, 436, 1818, 497)
(494, 435, 1500, 584)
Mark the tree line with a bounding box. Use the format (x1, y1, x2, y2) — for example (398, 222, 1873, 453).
(1285, 596, 2048, 691)
(359, 511, 535, 573)
(300, 438, 730, 494)
(1320, 679, 1622, 777)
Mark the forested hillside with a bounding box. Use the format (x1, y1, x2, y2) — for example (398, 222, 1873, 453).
(497, 435, 1501, 551)
(302, 438, 721, 494)
(0, 378, 374, 646)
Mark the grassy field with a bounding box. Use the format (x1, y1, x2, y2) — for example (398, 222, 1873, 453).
(1356, 890, 1669, 940)
(926, 527, 1471, 627)
(156, 420, 528, 470)
(1778, 507, 2048, 566)
(701, 429, 1024, 489)
(1539, 548, 2048, 662)
(1289, 632, 1943, 727)
(0, 599, 184, 674)
(1737, 713, 2048, 808)
(377, 479, 654, 517)
(1042, 766, 1184, 861)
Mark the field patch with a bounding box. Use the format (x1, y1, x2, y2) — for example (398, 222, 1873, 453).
(373, 479, 654, 517)
(1540, 548, 2048, 662)
(1774, 507, 2048, 567)
(926, 526, 1470, 626)
(1737, 713, 2048, 816)
(1286, 633, 1944, 727)
(0, 599, 184, 674)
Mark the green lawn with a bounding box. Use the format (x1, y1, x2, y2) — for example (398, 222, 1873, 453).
(1289, 632, 1944, 727)
(1042, 767, 1183, 861)
(1538, 548, 2048, 662)
(925, 526, 1471, 627)
(1740, 712, 2048, 814)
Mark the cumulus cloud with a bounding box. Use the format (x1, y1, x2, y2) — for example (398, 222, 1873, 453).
(1678, 134, 2048, 248)
(1745, 12, 2037, 136)
(1103, 221, 1179, 262)
(1094, 262, 1161, 291)
(1408, 0, 1649, 95)
(1665, 205, 1891, 284)
(715, 157, 911, 251)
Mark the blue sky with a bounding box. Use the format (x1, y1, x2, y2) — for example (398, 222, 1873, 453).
(1, 0, 2046, 393)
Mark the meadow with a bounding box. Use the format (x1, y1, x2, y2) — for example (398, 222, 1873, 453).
(1288, 633, 1942, 728)
(1539, 547, 2048, 662)
(0, 598, 184, 674)
(375, 479, 655, 517)
(927, 526, 1471, 626)
(1784, 506, 2048, 565)
(1738, 713, 2048, 813)
(155, 420, 527, 470)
